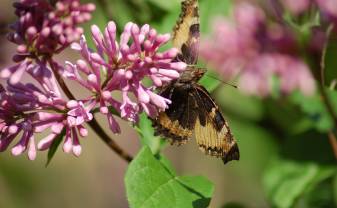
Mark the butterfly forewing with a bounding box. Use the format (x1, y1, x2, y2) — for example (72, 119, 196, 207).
(172, 0, 200, 65)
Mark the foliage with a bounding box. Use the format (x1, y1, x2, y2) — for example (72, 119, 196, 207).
(125, 147, 214, 208)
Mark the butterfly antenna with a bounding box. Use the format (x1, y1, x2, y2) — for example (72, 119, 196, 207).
(205, 73, 238, 89)
(187, 64, 238, 88)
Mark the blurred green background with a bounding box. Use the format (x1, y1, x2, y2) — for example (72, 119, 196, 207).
(1, 0, 337, 207)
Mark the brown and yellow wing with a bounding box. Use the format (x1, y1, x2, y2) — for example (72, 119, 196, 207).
(153, 84, 198, 145)
(173, 0, 200, 65)
(193, 85, 239, 164)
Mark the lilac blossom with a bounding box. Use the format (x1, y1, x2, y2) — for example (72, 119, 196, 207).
(8, 0, 95, 58)
(0, 78, 93, 159)
(64, 21, 186, 132)
(1, 15, 186, 160)
(0, 0, 97, 160)
(1, 0, 95, 84)
(200, 2, 316, 97)
(36, 99, 93, 157)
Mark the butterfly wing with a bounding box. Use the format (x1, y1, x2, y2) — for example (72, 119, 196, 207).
(153, 84, 198, 145)
(154, 0, 239, 164)
(173, 0, 200, 65)
(193, 84, 240, 164)
(152, 0, 200, 145)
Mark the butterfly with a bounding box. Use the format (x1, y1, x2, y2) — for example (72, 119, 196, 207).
(152, 0, 239, 164)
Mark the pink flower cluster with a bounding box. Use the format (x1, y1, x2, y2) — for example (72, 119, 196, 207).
(2, 0, 95, 85)
(0, 0, 186, 161)
(0, 81, 90, 160)
(64, 21, 186, 132)
(200, 2, 316, 97)
(0, 0, 97, 160)
(8, 0, 95, 59)
(0, 0, 185, 161)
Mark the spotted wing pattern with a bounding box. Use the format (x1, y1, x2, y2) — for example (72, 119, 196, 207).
(172, 0, 200, 65)
(193, 85, 239, 164)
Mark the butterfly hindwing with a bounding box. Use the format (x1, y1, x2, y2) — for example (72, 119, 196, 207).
(173, 0, 199, 65)
(153, 84, 197, 145)
(193, 85, 240, 164)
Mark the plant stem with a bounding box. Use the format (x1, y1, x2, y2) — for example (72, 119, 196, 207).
(318, 25, 337, 129)
(49, 60, 76, 100)
(88, 117, 133, 162)
(328, 131, 337, 160)
(48, 59, 133, 162)
(318, 25, 337, 158)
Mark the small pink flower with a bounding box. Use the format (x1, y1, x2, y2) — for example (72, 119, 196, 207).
(66, 100, 93, 127)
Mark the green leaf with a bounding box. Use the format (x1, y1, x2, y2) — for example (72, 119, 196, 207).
(280, 130, 335, 164)
(46, 128, 66, 166)
(136, 113, 166, 154)
(290, 90, 337, 132)
(263, 158, 336, 208)
(155, 154, 176, 175)
(265, 98, 314, 135)
(125, 147, 214, 208)
(301, 167, 337, 208)
(298, 178, 336, 208)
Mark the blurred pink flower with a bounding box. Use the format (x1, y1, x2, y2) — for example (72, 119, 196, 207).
(200, 2, 315, 97)
(65, 21, 186, 131)
(279, 0, 337, 25)
(316, 0, 337, 24)
(280, 0, 311, 15)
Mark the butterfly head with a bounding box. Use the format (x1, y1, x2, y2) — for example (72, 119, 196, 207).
(179, 66, 206, 83)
